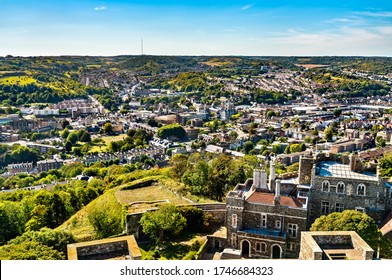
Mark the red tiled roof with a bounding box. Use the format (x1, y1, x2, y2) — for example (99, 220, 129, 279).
(246, 192, 304, 208)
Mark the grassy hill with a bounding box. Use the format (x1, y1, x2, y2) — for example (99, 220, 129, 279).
(56, 175, 196, 241)
(56, 186, 123, 242)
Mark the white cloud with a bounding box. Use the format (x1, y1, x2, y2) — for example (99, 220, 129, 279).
(94, 6, 107, 11)
(355, 11, 392, 17)
(241, 3, 255, 11)
(266, 26, 392, 56)
(325, 17, 364, 25)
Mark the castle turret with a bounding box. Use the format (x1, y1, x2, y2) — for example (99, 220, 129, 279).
(299, 155, 314, 185)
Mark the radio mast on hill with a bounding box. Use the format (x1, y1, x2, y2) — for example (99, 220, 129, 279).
(141, 39, 144, 55)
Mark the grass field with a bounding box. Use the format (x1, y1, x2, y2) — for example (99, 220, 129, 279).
(0, 76, 38, 85)
(89, 134, 128, 153)
(57, 187, 123, 241)
(115, 184, 192, 213)
(296, 64, 329, 69)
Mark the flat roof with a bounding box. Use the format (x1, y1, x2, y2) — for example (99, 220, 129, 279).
(318, 161, 378, 181)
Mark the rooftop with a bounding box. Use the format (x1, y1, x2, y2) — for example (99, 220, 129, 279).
(246, 192, 305, 208)
(317, 161, 378, 181)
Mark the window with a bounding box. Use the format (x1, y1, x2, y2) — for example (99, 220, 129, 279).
(261, 243, 267, 252)
(232, 214, 237, 228)
(355, 207, 365, 213)
(357, 184, 366, 196)
(275, 219, 281, 230)
(261, 214, 267, 228)
(231, 233, 237, 247)
(288, 243, 296, 251)
(337, 182, 345, 194)
(288, 224, 298, 238)
(256, 242, 261, 252)
(335, 202, 344, 212)
(322, 180, 330, 192)
(321, 201, 330, 215)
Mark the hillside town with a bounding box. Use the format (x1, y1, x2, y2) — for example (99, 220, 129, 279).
(1, 56, 392, 261)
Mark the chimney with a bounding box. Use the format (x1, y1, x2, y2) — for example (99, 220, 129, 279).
(274, 179, 281, 206)
(253, 169, 261, 189)
(260, 169, 267, 189)
(377, 165, 380, 180)
(349, 153, 355, 171)
(269, 161, 276, 190)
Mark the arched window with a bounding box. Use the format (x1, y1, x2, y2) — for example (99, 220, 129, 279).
(322, 180, 330, 192)
(357, 184, 366, 196)
(232, 214, 237, 228)
(337, 182, 345, 194)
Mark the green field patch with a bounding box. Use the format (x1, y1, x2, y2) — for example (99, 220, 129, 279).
(0, 76, 38, 85)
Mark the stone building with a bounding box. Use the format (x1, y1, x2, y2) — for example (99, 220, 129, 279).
(7, 162, 34, 175)
(226, 163, 307, 259)
(223, 151, 392, 259)
(67, 235, 141, 260)
(37, 159, 64, 172)
(299, 231, 374, 260)
(300, 153, 392, 225)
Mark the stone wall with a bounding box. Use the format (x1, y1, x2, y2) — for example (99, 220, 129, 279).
(226, 199, 307, 259)
(125, 204, 227, 236)
(308, 174, 391, 224)
(67, 236, 141, 260)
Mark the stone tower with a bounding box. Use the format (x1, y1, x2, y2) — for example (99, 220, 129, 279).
(298, 155, 314, 185)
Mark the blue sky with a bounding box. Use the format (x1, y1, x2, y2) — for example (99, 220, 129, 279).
(0, 0, 391, 56)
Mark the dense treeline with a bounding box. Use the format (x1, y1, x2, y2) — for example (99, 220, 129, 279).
(0, 177, 106, 244)
(0, 83, 88, 105)
(170, 153, 262, 201)
(305, 68, 391, 98)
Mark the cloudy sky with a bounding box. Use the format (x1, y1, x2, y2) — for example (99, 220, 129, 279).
(0, 0, 391, 56)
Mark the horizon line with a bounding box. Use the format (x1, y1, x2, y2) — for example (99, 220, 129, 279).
(2, 54, 392, 58)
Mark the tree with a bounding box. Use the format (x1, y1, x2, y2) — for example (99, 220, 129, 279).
(229, 131, 238, 141)
(333, 108, 342, 117)
(324, 126, 334, 142)
(61, 120, 70, 129)
(66, 132, 78, 145)
(266, 110, 276, 118)
(139, 205, 187, 244)
(79, 131, 91, 143)
(147, 118, 159, 127)
(376, 135, 386, 148)
(243, 141, 254, 154)
(65, 141, 72, 152)
(60, 128, 70, 140)
(7, 227, 75, 254)
(103, 122, 113, 134)
(157, 123, 186, 139)
(380, 153, 392, 177)
(0, 241, 64, 260)
(169, 154, 188, 179)
(310, 210, 386, 253)
(181, 160, 209, 193)
(0, 201, 27, 244)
